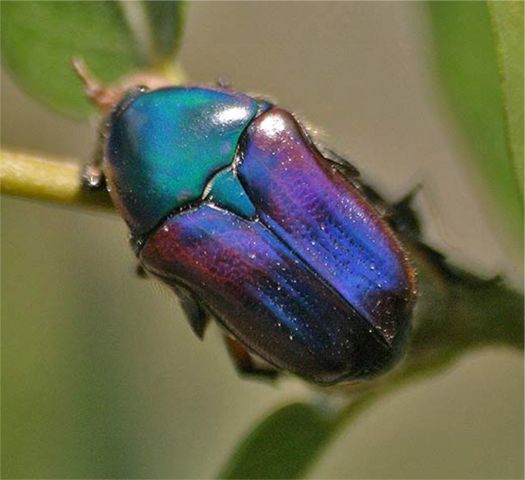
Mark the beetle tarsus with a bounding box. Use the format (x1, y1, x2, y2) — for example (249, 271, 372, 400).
(81, 164, 106, 191)
(82, 120, 109, 192)
(216, 77, 231, 88)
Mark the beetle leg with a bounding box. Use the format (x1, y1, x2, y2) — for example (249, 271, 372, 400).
(223, 335, 280, 380)
(294, 116, 361, 180)
(355, 185, 423, 241)
(334, 169, 393, 219)
(388, 187, 423, 241)
(216, 77, 231, 88)
(318, 145, 361, 179)
(176, 289, 210, 339)
(82, 163, 105, 191)
(135, 263, 148, 279)
(82, 124, 107, 191)
(309, 137, 389, 215)
(385, 190, 482, 285)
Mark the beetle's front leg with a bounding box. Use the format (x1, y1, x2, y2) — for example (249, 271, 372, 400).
(82, 133, 106, 191)
(82, 163, 105, 190)
(216, 78, 231, 89)
(73, 57, 112, 192)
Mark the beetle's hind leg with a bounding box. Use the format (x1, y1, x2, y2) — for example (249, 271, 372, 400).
(223, 335, 280, 381)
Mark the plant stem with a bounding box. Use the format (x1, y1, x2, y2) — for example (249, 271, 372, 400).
(0, 148, 112, 209)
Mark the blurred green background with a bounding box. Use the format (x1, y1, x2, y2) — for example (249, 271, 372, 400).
(2, 2, 523, 478)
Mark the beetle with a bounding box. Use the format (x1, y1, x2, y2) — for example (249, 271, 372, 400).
(77, 67, 417, 385)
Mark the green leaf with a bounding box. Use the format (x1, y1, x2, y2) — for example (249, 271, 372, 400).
(218, 403, 334, 479)
(218, 393, 382, 480)
(1, 1, 187, 118)
(487, 1, 524, 196)
(142, 1, 188, 60)
(427, 1, 523, 246)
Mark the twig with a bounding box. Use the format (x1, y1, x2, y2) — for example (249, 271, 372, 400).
(0, 148, 112, 209)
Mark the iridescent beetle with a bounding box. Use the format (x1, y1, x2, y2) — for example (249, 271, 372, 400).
(76, 64, 417, 385)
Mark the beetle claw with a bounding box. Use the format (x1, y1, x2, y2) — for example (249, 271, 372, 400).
(216, 77, 231, 88)
(81, 164, 106, 191)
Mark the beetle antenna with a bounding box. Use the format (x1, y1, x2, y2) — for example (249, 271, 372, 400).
(71, 57, 119, 112)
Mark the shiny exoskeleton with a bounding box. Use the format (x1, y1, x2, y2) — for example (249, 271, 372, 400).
(100, 85, 417, 385)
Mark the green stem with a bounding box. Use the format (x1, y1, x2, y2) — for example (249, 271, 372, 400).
(0, 148, 112, 209)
